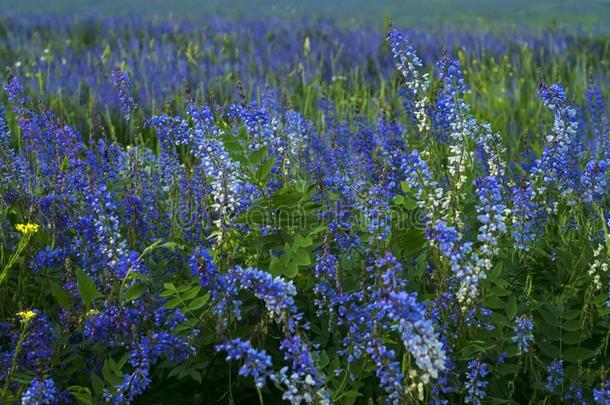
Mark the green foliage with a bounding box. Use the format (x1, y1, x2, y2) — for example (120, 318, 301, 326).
(75, 268, 103, 310)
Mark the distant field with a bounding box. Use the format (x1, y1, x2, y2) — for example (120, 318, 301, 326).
(1, 0, 610, 29)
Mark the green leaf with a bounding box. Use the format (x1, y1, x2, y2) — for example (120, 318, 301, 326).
(182, 285, 202, 300)
(489, 284, 512, 297)
(391, 228, 425, 256)
(562, 319, 582, 332)
(537, 306, 561, 327)
(75, 268, 102, 310)
(222, 131, 246, 155)
(257, 157, 276, 183)
(67, 386, 94, 405)
(250, 146, 268, 166)
(284, 262, 299, 278)
(484, 295, 507, 309)
(159, 241, 184, 252)
(59, 155, 69, 171)
(538, 341, 561, 359)
(563, 347, 596, 362)
(458, 341, 491, 359)
(12, 372, 35, 385)
(138, 239, 184, 258)
(318, 351, 329, 368)
(268, 233, 315, 278)
(140, 238, 164, 255)
(497, 363, 520, 375)
(293, 248, 311, 266)
(403, 199, 418, 209)
(189, 370, 202, 383)
(563, 309, 581, 320)
(102, 359, 123, 386)
(488, 262, 503, 280)
(159, 289, 175, 297)
(188, 295, 210, 311)
(336, 390, 363, 402)
(562, 331, 585, 345)
(176, 284, 192, 293)
(536, 318, 561, 340)
(123, 283, 146, 302)
(124, 271, 149, 282)
(269, 257, 282, 276)
(91, 374, 105, 397)
(490, 312, 509, 327)
(51, 281, 72, 309)
(164, 296, 182, 309)
(505, 296, 518, 320)
(296, 234, 313, 247)
(237, 125, 248, 140)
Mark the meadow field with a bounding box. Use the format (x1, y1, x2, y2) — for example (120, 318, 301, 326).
(0, 3, 610, 404)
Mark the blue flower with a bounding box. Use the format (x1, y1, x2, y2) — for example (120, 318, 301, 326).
(464, 359, 489, 405)
(216, 339, 274, 388)
(3, 74, 27, 105)
(21, 377, 59, 405)
(546, 359, 564, 393)
(387, 25, 430, 133)
(565, 383, 586, 405)
(511, 182, 541, 251)
(532, 83, 580, 198)
(512, 315, 534, 355)
(111, 65, 137, 119)
(594, 380, 610, 404)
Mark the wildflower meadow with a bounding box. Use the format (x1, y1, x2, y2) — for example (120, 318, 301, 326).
(0, 8, 609, 405)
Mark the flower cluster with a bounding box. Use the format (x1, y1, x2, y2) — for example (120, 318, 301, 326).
(15, 223, 39, 235)
(21, 378, 59, 405)
(387, 25, 430, 133)
(111, 65, 137, 119)
(545, 359, 564, 393)
(589, 243, 608, 290)
(531, 83, 580, 199)
(16, 310, 37, 322)
(464, 359, 489, 405)
(594, 380, 610, 405)
(216, 339, 274, 388)
(512, 314, 535, 355)
(395, 35, 509, 309)
(435, 55, 475, 189)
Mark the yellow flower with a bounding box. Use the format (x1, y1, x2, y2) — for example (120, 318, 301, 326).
(15, 223, 39, 235)
(16, 310, 37, 322)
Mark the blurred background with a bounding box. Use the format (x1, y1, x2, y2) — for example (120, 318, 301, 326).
(0, 0, 607, 145)
(2, 0, 610, 29)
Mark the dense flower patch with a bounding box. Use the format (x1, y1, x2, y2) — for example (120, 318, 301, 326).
(0, 16, 609, 404)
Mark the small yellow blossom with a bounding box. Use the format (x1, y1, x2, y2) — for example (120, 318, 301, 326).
(16, 310, 37, 322)
(87, 309, 100, 317)
(15, 223, 39, 235)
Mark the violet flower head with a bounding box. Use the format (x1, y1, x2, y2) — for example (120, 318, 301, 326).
(111, 65, 137, 119)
